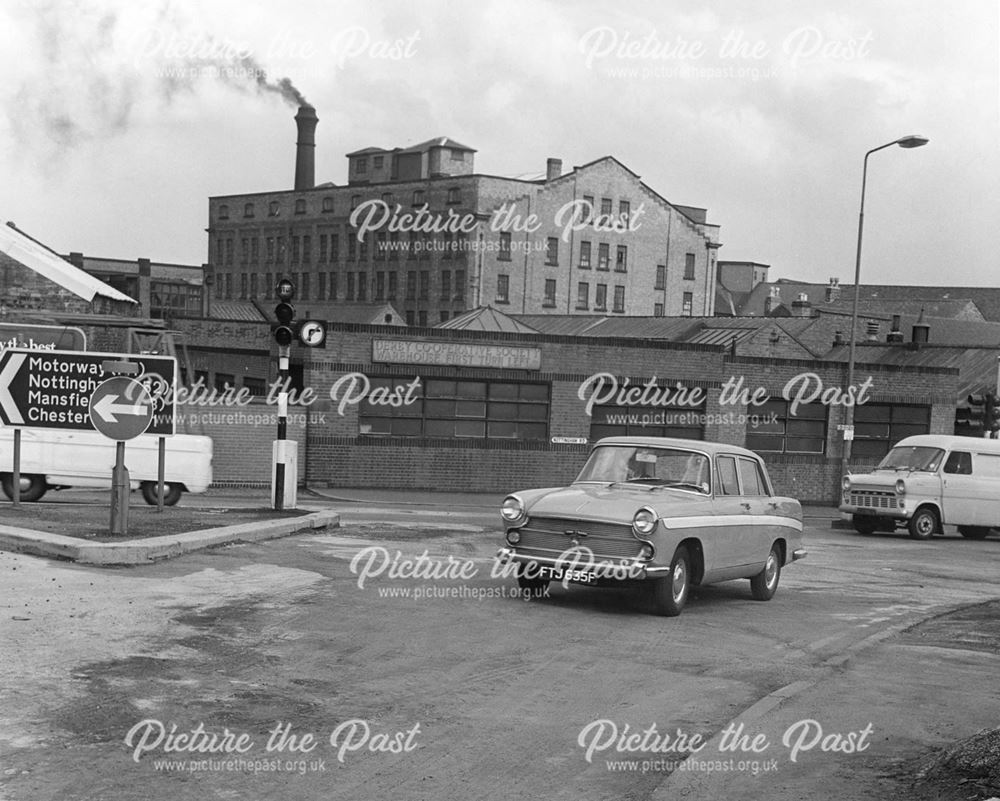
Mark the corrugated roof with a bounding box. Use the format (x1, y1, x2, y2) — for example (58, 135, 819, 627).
(209, 301, 267, 321)
(0, 222, 136, 304)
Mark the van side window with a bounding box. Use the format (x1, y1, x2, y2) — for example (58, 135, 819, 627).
(718, 456, 740, 495)
(944, 451, 972, 475)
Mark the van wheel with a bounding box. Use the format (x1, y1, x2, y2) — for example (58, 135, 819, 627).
(650, 546, 690, 617)
(908, 507, 938, 540)
(750, 544, 782, 601)
(1, 473, 47, 502)
(958, 526, 991, 540)
(140, 481, 183, 506)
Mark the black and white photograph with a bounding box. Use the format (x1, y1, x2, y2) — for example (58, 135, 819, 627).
(1, 1, 999, 799)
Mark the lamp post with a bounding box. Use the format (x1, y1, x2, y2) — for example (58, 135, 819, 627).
(840, 135, 929, 479)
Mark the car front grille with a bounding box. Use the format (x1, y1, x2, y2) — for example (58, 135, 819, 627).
(515, 516, 642, 560)
(849, 490, 897, 510)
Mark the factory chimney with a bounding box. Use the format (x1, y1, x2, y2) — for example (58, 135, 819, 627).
(294, 104, 318, 191)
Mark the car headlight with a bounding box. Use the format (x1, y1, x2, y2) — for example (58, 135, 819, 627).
(632, 506, 657, 536)
(895, 479, 906, 495)
(842, 476, 851, 491)
(501, 494, 526, 523)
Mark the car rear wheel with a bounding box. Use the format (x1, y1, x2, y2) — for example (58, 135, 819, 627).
(140, 481, 183, 506)
(650, 546, 690, 617)
(958, 526, 991, 540)
(1, 473, 47, 502)
(908, 507, 939, 540)
(750, 544, 782, 601)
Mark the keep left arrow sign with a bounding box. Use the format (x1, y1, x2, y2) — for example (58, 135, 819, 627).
(0, 352, 26, 425)
(92, 393, 150, 424)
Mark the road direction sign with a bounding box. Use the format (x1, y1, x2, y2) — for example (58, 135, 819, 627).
(0, 348, 176, 434)
(89, 377, 153, 440)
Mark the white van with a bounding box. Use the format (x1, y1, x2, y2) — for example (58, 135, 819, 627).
(0, 428, 212, 505)
(840, 434, 1000, 540)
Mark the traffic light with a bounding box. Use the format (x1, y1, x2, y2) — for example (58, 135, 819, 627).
(273, 278, 296, 347)
(987, 393, 1000, 435)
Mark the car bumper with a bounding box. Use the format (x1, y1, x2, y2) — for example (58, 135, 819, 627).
(495, 547, 664, 580)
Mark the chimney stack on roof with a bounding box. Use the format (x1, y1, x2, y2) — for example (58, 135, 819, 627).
(912, 307, 930, 345)
(791, 291, 813, 317)
(294, 104, 319, 191)
(546, 158, 562, 181)
(825, 276, 841, 303)
(887, 314, 904, 344)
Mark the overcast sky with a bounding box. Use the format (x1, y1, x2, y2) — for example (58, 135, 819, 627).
(2, 0, 997, 287)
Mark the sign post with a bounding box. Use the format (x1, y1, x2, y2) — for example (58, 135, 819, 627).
(89, 376, 154, 536)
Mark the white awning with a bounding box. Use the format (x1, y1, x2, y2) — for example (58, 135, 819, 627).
(0, 223, 137, 304)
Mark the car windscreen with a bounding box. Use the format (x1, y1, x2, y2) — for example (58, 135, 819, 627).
(876, 446, 944, 472)
(576, 445, 710, 493)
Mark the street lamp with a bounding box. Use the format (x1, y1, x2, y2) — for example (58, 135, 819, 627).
(841, 135, 929, 478)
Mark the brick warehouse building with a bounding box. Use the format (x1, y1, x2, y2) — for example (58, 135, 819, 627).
(205, 104, 721, 327)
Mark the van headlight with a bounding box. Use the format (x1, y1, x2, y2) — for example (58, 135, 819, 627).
(842, 476, 851, 491)
(501, 494, 526, 523)
(895, 479, 906, 495)
(632, 506, 657, 536)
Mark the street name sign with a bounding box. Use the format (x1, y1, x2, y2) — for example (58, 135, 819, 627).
(0, 348, 177, 434)
(89, 377, 154, 440)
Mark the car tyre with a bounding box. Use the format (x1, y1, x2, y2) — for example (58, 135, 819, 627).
(852, 516, 879, 535)
(1, 473, 47, 502)
(750, 544, 782, 601)
(650, 546, 690, 617)
(516, 573, 550, 598)
(140, 481, 183, 506)
(908, 507, 938, 540)
(958, 526, 991, 540)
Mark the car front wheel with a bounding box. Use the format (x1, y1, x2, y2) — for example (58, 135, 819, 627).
(1, 473, 47, 502)
(908, 507, 939, 540)
(958, 526, 991, 540)
(650, 546, 690, 617)
(750, 544, 782, 601)
(140, 481, 183, 506)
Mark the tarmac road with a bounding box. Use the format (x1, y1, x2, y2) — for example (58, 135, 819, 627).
(1, 490, 998, 800)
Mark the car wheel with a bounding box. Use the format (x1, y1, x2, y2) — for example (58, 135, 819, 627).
(1, 473, 47, 502)
(516, 573, 550, 598)
(908, 507, 938, 540)
(958, 526, 991, 540)
(750, 544, 782, 601)
(140, 481, 183, 506)
(853, 516, 879, 535)
(650, 546, 690, 617)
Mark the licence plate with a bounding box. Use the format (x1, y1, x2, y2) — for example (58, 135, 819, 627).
(538, 566, 598, 583)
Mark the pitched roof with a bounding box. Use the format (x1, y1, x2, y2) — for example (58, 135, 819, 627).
(438, 306, 539, 334)
(399, 137, 476, 154)
(0, 222, 136, 304)
(841, 284, 1000, 322)
(209, 301, 266, 321)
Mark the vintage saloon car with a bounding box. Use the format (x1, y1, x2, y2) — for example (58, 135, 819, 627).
(496, 437, 805, 616)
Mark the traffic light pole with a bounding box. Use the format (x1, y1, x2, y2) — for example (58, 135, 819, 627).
(274, 344, 290, 510)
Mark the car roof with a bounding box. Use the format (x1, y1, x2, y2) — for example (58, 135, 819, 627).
(593, 436, 762, 459)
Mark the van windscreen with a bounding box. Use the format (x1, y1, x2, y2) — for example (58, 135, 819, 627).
(876, 446, 943, 472)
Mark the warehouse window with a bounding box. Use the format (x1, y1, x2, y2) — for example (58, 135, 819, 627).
(589, 395, 706, 441)
(745, 399, 827, 454)
(359, 378, 550, 440)
(852, 404, 931, 459)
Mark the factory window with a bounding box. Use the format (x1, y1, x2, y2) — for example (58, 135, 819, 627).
(619, 200, 630, 220)
(579, 241, 591, 268)
(244, 202, 254, 218)
(373, 155, 384, 169)
(406, 271, 416, 300)
(682, 292, 693, 316)
(600, 197, 612, 220)
(295, 199, 306, 215)
(350, 194, 361, 210)
(249, 273, 258, 297)
(150, 282, 202, 317)
(214, 373, 235, 393)
(318, 272, 326, 299)
(418, 311, 428, 327)
(441, 232, 453, 260)
(545, 237, 559, 266)
(375, 232, 387, 260)
(581, 195, 594, 224)
(329, 272, 338, 299)
(266, 237, 275, 262)
(268, 201, 280, 216)
(441, 270, 451, 301)
(407, 231, 418, 260)
(745, 400, 828, 455)
(356, 157, 368, 174)
(684, 253, 696, 280)
(240, 238, 249, 265)
(214, 274, 223, 300)
(375, 272, 385, 300)
(388, 232, 399, 261)
(590, 394, 706, 442)
(382, 192, 394, 206)
(440, 311, 450, 323)
(412, 189, 425, 206)
(346, 272, 355, 300)
(454, 270, 466, 301)
(654, 265, 666, 291)
(330, 234, 339, 263)
(322, 196, 334, 213)
(319, 234, 328, 263)
(498, 232, 512, 261)
(615, 245, 627, 272)
(302, 235, 311, 263)
(447, 187, 461, 204)
(264, 273, 272, 299)
(597, 243, 609, 271)
(291, 236, 300, 263)
(359, 378, 549, 440)
(576, 282, 589, 310)
(224, 238, 233, 265)
(543, 279, 557, 307)
(387, 271, 397, 299)
(852, 404, 931, 459)
(224, 274, 232, 299)
(218, 204, 229, 220)
(251, 238, 259, 263)
(357, 271, 367, 301)
(359, 234, 369, 261)
(612, 285, 625, 313)
(406, 310, 415, 326)
(239, 273, 247, 299)
(654, 302, 664, 317)
(276, 236, 285, 263)
(594, 283, 607, 311)
(243, 377, 266, 397)
(419, 271, 430, 300)
(300, 273, 310, 300)
(496, 274, 510, 304)
(347, 235, 357, 260)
